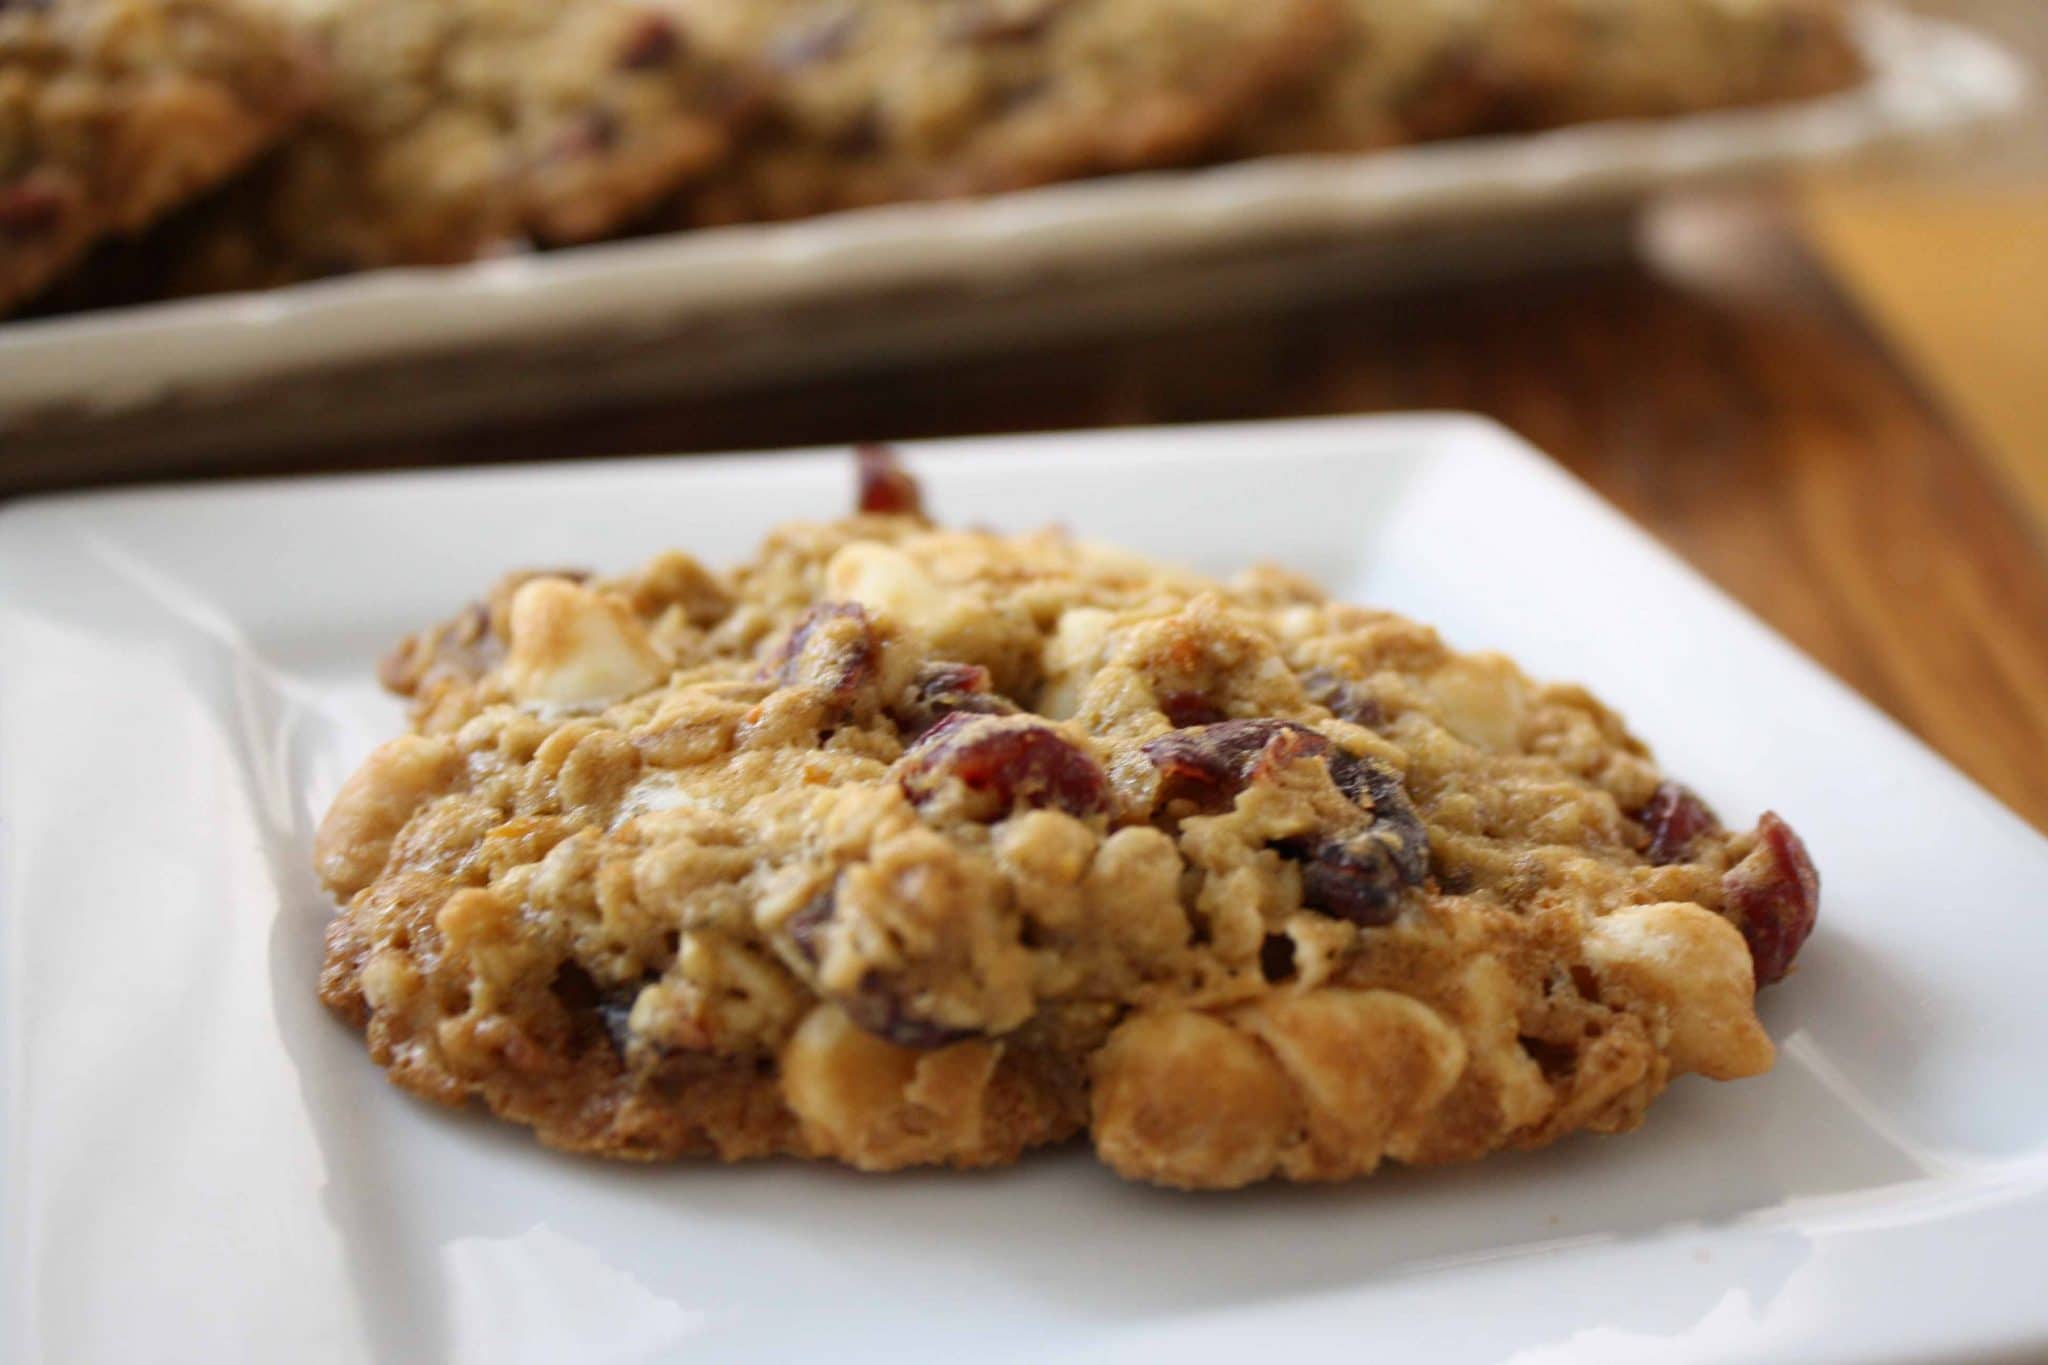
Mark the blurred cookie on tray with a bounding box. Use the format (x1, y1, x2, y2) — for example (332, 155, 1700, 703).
(1234, 0, 1864, 155)
(663, 0, 1343, 225)
(164, 0, 764, 291)
(0, 0, 324, 311)
(2, 0, 1870, 314)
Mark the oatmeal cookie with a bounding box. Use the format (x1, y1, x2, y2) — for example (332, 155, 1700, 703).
(317, 448, 1820, 1188)
(169, 0, 760, 290)
(1239, 0, 1863, 156)
(0, 0, 321, 311)
(664, 0, 1339, 225)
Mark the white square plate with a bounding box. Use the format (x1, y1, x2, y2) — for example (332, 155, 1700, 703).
(3, 416, 2045, 1364)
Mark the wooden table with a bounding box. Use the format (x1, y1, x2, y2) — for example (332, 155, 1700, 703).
(182, 188, 2032, 834)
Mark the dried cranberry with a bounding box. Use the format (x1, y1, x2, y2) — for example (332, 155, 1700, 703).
(769, 602, 878, 710)
(1145, 718, 1429, 923)
(1159, 691, 1228, 728)
(855, 443, 924, 517)
(901, 714, 1107, 820)
(1723, 813, 1820, 986)
(1142, 718, 1420, 842)
(778, 887, 973, 1048)
(1143, 719, 1330, 811)
(616, 12, 682, 68)
(1275, 827, 1424, 928)
(843, 976, 977, 1049)
(893, 661, 1019, 738)
(1637, 781, 1722, 865)
(782, 891, 836, 964)
(0, 178, 68, 235)
(1334, 754, 1429, 878)
(1301, 667, 1384, 728)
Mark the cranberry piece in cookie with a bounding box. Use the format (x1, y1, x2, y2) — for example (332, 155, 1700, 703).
(1143, 718, 1329, 811)
(1300, 667, 1385, 728)
(1722, 813, 1820, 986)
(1637, 781, 1723, 865)
(892, 661, 1020, 739)
(855, 442, 926, 517)
(843, 978, 979, 1050)
(901, 714, 1107, 821)
(1277, 834, 1409, 929)
(777, 887, 977, 1049)
(1144, 718, 1430, 922)
(0, 177, 70, 235)
(1273, 752, 1429, 926)
(770, 601, 880, 709)
(1331, 763, 1429, 880)
(782, 890, 838, 965)
(1158, 690, 1228, 728)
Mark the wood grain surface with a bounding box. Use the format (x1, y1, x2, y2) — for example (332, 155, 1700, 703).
(1799, 182, 2048, 531)
(126, 189, 2039, 832)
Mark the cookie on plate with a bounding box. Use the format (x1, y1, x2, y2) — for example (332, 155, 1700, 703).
(169, 0, 761, 290)
(665, 0, 1340, 225)
(0, 0, 322, 312)
(316, 448, 1819, 1188)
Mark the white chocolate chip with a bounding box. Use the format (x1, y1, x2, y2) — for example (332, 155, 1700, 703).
(1584, 902, 1776, 1080)
(503, 577, 666, 708)
(313, 734, 462, 897)
(1037, 607, 1115, 718)
(1427, 654, 1528, 752)
(824, 541, 953, 635)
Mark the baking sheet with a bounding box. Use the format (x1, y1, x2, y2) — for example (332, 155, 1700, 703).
(0, 7, 2026, 447)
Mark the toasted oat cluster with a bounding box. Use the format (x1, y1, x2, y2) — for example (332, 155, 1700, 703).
(316, 448, 1819, 1188)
